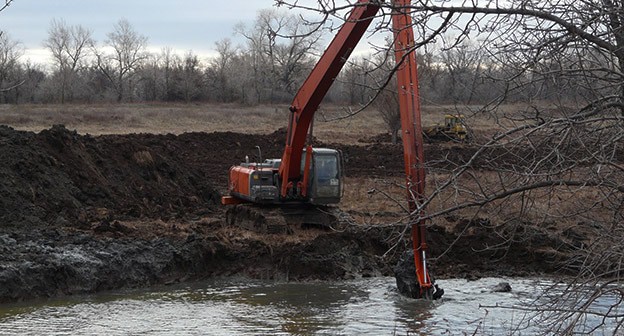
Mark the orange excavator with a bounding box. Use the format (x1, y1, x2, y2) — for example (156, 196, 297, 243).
(222, 0, 441, 299)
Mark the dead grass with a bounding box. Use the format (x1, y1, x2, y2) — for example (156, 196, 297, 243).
(0, 103, 284, 136)
(0, 102, 525, 144)
(340, 169, 616, 231)
(0, 103, 388, 145)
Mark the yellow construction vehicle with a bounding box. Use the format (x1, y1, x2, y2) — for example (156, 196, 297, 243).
(422, 114, 468, 142)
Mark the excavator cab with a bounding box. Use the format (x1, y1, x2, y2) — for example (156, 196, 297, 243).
(303, 148, 342, 205)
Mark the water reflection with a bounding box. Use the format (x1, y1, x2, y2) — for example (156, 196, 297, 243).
(392, 293, 436, 335)
(236, 282, 364, 334)
(0, 277, 612, 335)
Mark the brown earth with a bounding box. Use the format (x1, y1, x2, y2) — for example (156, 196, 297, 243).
(0, 125, 585, 303)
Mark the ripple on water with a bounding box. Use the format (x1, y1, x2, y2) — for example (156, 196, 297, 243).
(0, 277, 618, 335)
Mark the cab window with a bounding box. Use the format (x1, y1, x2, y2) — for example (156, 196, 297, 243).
(315, 155, 338, 180)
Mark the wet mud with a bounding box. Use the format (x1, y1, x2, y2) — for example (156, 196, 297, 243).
(0, 125, 587, 303)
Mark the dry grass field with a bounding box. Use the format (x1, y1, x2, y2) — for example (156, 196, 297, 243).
(0, 102, 503, 143)
(0, 103, 389, 145)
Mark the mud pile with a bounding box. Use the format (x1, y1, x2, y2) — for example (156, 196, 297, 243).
(0, 125, 586, 303)
(0, 124, 468, 228)
(0, 125, 222, 227)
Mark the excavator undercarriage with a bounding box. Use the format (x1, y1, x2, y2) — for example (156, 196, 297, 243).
(225, 204, 344, 234)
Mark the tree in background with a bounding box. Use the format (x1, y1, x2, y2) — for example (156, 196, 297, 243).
(159, 47, 180, 101)
(368, 49, 402, 144)
(44, 19, 93, 103)
(93, 19, 148, 102)
(206, 38, 238, 103)
(235, 9, 322, 104)
(18, 62, 45, 103)
(0, 32, 23, 103)
(372, 78, 401, 144)
(338, 57, 375, 105)
(0, 8, 514, 106)
(178, 51, 205, 103)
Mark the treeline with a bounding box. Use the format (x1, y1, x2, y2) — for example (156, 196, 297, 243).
(0, 9, 596, 106)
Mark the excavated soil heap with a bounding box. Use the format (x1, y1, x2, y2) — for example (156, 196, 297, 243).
(0, 125, 222, 227)
(0, 125, 584, 303)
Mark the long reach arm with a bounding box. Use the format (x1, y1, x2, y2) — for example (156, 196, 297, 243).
(278, 1, 381, 198)
(278, 0, 433, 296)
(392, 0, 434, 297)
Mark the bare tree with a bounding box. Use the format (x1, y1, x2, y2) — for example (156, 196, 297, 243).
(437, 41, 486, 104)
(0, 31, 23, 102)
(207, 38, 238, 102)
(94, 19, 148, 102)
(179, 51, 204, 102)
(159, 47, 181, 101)
(368, 50, 402, 144)
(339, 57, 376, 105)
(276, 0, 624, 333)
(373, 79, 401, 143)
(44, 19, 93, 103)
(16, 61, 44, 103)
(236, 9, 322, 103)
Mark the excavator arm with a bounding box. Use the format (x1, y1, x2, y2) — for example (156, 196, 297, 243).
(278, 0, 434, 298)
(392, 0, 434, 297)
(278, 1, 381, 198)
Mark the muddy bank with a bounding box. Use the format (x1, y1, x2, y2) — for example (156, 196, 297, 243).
(0, 222, 392, 303)
(0, 215, 584, 303)
(0, 125, 586, 303)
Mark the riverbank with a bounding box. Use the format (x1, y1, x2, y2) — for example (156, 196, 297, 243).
(0, 125, 586, 303)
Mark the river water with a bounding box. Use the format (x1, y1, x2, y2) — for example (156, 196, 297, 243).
(0, 277, 617, 335)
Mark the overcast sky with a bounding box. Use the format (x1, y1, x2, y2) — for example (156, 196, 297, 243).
(1, 0, 275, 64)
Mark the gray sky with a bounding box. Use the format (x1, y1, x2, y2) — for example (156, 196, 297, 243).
(1, 0, 275, 64)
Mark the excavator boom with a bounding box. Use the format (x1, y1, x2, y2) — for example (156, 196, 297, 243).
(279, 1, 381, 198)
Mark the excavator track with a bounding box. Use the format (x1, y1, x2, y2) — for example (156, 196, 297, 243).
(225, 204, 344, 234)
(225, 204, 342, 234)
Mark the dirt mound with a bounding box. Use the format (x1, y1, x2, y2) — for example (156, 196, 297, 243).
(0, 125, 223, 228)
(0, 125, 590, 303)
(0, 125, 426, 228)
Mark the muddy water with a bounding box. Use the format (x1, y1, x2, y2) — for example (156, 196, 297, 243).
(0, 277, 609, 335)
